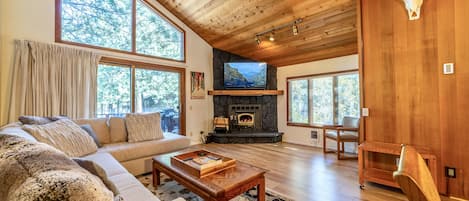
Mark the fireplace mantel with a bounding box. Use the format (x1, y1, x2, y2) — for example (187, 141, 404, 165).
(208, 90, 284, 96)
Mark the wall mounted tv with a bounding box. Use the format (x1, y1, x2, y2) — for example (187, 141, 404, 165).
(224, 62, 267, 89)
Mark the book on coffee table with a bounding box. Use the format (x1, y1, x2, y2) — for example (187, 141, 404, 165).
(171, 150, 236, 178)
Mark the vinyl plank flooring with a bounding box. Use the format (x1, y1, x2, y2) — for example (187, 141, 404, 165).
(187, 142, 455, 201)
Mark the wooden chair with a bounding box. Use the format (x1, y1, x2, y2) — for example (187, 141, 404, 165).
(322, 116, 360, 160)
(393, 145, 440, 201)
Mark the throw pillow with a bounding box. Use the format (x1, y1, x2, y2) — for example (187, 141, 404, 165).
(80, 124, 102, 147)
(18, 115, 52, 125)
(49, 115, 70, 121)
(125, 112, 164, 143)
(73, 158, 119, 195)
(0, 135, 113, 201)
(22, 119, 98, 157)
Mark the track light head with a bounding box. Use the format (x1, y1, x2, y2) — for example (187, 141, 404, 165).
(269, 32, 275, 41)
(292, 23, 299, 36)
(254, 35, 261, 45)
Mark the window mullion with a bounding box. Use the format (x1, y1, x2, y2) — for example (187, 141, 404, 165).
(131, 0, 137, 53)
(308, 79, 313, 125)
(131, 65, 136, 113)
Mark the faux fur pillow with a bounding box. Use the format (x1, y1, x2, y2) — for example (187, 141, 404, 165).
(125, 112, 164, 143)
(0, 135, 113, 201)
(22, 119, 98, 157)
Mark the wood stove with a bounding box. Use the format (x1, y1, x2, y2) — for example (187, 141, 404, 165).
(229, 104, 262, 131)
(237, 113, 255, 127)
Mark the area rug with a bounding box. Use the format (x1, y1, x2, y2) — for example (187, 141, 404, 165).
(137, 174, 293, 201)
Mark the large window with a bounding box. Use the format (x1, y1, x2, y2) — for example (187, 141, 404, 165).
(97, 58, 185, 134)
(58, 0, 185, 61)
(288, 71, 360, 125)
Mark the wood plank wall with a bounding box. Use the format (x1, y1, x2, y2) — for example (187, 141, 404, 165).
(359, 0, 469, 198)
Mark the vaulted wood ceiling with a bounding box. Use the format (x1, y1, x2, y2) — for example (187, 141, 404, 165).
(157, 0, 358, 67)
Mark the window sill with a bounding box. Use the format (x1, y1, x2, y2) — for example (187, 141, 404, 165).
(286, 123, 327, 129)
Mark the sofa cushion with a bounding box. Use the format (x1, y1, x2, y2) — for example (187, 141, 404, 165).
(82, 152, 160, 201)
(0, 123, 38, 142)
(109, 117, 127, 143)
(125, 113, 164, 143)
(75, 118, 111, 144)
(22, 119, 98, 157)
(73, 158, 119, 195)
(98, 133, 190, 162)
(0, 135, 113, 201)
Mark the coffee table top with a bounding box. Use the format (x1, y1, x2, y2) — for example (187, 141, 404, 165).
(153, 150, 266, 197)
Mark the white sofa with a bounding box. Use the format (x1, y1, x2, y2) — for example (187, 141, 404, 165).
(0, 117, 191, 201)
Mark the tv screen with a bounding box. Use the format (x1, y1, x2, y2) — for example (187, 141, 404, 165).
(224, 62, 267, 89)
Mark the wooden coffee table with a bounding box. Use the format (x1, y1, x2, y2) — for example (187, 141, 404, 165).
(152, 151, 266, 201)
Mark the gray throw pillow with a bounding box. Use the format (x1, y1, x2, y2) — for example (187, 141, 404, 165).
(18, 115, 52, 125)
(49, 115, 70, 121)
(80, 124, 102, 147)
(73, 158, 119, 196)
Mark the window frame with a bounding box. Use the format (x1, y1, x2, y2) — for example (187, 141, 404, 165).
(55, 0, 186, 62)
(99, 57, 186, 135)
(286, 69, 359, 128)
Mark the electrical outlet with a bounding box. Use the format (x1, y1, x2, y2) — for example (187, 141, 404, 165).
(362, 108, 369, 117)
(445, 167, 456, 178)
(311, 130, 318, 139)
(443, 63, 454, 74)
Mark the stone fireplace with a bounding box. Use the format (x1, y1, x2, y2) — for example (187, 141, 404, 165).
(207, 49, 283, 143)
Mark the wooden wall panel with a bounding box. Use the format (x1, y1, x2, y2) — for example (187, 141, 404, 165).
(360, 0, 469, 198)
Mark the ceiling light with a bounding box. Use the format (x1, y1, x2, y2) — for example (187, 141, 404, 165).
(269, 32, 275, 41)
(292, 23, 299, 36)
(255, 35, 261, 45)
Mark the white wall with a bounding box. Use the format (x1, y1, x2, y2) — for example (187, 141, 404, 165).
(0, 0, 213, 144)
(277, 55, 358, 150)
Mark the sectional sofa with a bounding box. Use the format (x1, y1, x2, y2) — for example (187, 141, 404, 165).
(0, 116, 191, 201)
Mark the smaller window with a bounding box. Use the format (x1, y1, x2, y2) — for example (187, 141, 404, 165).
(287, 71, 360, 126)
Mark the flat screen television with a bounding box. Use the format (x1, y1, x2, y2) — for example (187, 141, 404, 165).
(224, 62, 267, 89)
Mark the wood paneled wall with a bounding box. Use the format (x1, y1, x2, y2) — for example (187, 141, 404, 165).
(359, 0, 469, 198)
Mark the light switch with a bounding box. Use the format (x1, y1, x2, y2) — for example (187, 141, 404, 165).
(443, 63, 454, 74)
(362, 108, 369, 117)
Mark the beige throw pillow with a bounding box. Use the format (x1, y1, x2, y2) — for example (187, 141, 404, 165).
(22, 119, 98, 157)
(125, 113, 164, 143)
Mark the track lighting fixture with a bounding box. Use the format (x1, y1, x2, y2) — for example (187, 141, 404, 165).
(254, 18, 302, 44)
(269, 32, 275, 41)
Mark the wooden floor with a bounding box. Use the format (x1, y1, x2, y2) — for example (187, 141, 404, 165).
(189, 142, 455, 201)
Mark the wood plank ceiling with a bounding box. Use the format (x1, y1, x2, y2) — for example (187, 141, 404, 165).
(157, 0, 358, 67)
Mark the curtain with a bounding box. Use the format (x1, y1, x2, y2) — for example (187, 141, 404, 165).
(8, 40, 101, 122)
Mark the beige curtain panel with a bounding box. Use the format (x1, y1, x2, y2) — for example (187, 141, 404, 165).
(8, 40, 101, 122)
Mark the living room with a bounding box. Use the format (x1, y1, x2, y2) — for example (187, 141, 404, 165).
(0, 0, 468, 201)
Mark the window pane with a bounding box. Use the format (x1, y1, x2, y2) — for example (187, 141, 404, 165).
(288, 80, 308, 123)
(97, 64, 131, 118)
(61, 0, 132, 51)
(135, 68, 180, 133)
(136, 1, 184, 60)
(337, 74, 360, 124)
(312, 77, 333, 124)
